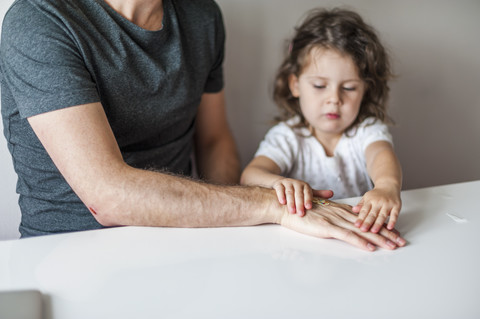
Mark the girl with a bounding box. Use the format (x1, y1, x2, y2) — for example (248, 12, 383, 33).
(241, 8, 402, 234)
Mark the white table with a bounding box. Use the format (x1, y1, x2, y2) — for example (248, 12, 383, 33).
(1, 181, 479, 319)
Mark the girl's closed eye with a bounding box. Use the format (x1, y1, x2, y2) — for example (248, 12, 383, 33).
(343, 86, 357, 91)
(312, 80, 327, 89)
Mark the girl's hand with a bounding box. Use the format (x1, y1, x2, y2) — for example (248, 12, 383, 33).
(272, 178, 333, 217)
(352, 185, 401, 233)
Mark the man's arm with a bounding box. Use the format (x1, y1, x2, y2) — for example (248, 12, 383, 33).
(27, 102, 267, 227)
(27, 103, 405, 251)
(194, 90, 240, 184)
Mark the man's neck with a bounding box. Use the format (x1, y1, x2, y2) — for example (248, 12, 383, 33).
(103, 0, 164, 31)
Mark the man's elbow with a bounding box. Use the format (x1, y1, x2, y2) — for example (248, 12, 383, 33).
(87, 205, 121, 227)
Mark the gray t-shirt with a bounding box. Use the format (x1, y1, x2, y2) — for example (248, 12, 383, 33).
(0, 0, 225, 237)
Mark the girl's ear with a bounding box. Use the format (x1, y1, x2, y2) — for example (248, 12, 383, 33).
(288, 74, 300, 98)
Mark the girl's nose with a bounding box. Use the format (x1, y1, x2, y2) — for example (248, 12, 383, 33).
(327, 88, 341, 105)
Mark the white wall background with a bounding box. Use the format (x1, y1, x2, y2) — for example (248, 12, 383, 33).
(1, 0, 479, 239)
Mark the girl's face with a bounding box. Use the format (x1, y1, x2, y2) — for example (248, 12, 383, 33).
(289, 48, 365, 142)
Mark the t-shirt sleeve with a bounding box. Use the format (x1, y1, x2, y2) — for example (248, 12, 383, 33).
(253, 123, 298, 174)
(355, 118, 393, 152)
(0, 1, 99, 119)
(202, 2, 225, 93)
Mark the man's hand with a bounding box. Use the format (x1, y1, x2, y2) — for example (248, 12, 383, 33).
(279, 200, 406, 251)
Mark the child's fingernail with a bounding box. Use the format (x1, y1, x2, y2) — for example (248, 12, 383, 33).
(367, 243, 376, 251)
(396, 237, 406, 246)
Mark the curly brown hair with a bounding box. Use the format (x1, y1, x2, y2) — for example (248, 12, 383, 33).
(273, 8, 394, 130)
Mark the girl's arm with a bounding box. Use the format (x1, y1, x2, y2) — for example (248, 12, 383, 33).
(240, 156, 283, 188)
(353, 141, 402, 233)
(241, 156, 332, 216)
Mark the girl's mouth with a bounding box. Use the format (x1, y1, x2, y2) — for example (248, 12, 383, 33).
(325, 113, 340, 119)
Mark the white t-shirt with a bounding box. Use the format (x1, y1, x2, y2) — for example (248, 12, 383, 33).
(254, 117, 393, 199)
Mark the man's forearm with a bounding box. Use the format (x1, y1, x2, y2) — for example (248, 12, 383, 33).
(89, 165, 277, 228)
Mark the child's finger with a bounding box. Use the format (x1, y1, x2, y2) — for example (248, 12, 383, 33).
(284, 185, 296, 214)
(352, 206, 361, 214)
(352, 202, 363, 214)
(355, 202, 371, 227)
(294, 186, 306, 216)
(387, 207, 400, 230)
(273, 184, 287, 205)
(370, 207, 389, 233)
(359, 205, 380, 232)
(304, 187, 314, 210)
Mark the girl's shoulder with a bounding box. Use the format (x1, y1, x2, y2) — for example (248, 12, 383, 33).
(264, 120, 298, 140)
(261, 117, 310, 149)
(279, 116, 311, 136)
(344, 117, 392, 151)
(346, 117, 389, 135)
